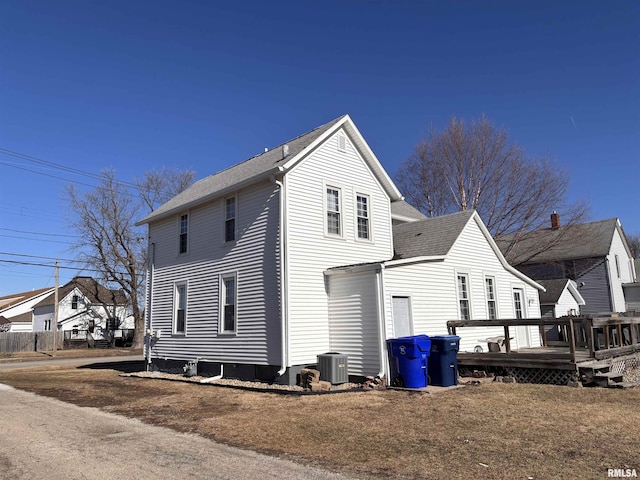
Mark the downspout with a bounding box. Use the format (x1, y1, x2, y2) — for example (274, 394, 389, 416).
(375, 264, 388, 379)
(272, 176, 288, 377)
(145, 242, 155, 371)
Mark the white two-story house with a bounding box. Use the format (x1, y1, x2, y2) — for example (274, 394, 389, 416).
(138, 115, 543, 383)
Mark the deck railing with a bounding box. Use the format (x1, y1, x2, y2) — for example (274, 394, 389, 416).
(447, 315, 640, 363)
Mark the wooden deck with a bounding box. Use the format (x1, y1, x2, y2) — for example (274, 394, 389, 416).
(447, 315, 640, 385)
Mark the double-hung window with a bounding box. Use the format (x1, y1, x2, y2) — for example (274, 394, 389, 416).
(174, 283, 187, 334)
(326, 187, 341, 236)
(485, 277, 497, 320)
(71, 295, 79, 310)
(220, 273, 237, 333)
(179, 214, 188, 254)
(457, 274, 470, 320)
(225, 197, 236, 243)
(356, 194, 370, 240)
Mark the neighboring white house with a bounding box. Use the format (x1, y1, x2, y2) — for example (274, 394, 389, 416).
(538, 279, 585, 319)
(137, 115, 543, 383)
(32, 276, 134, 339)
(0, 287, 54, 332)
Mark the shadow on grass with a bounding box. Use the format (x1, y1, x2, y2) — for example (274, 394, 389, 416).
(79, 360, 146, 373)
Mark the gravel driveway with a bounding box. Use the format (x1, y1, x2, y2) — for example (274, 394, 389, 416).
(0, 384, 357, 480)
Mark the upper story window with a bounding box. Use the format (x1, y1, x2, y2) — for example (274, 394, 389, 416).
(179, 214, 188, 254)
(220, 273, 237, 334)
(71, 295, 79, 310)
(615, 254, 621, 279)
(225, 197, 237, 243)
(457, 274, 470, 320)
(356, 194, 370, 240)
(174, 283, 187, 334)
(485, 277, 497, 320)
(326, 187, 342, 236)
(513, 289, 524, 319)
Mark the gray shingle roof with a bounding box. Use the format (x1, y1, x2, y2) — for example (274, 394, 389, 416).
(496, 218, 619, 265)
(139, 115, 347, 225)
(392, 210, 475, 259)
(390, 200, 427, 221)
(537, 279, 572, 304)
(34, 277, 127, 308)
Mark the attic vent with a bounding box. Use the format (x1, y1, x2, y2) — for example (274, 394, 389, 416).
(337, 133, 347, 152)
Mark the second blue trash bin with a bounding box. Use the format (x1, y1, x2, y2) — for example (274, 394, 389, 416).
(387, 335, 431, 388)
(428, 335, 461, 387)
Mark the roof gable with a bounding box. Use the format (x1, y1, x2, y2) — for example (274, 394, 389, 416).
(538, 279, 585, 306)
(138, 115, 402, 225)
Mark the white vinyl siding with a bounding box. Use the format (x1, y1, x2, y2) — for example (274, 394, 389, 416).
(285, 129, 394, 365)
(327, 270, 380, 376)
(383, 215, 541, 353)
(147, 180, 281, 365)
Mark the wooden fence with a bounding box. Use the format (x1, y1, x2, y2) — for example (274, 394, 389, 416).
(0, 332, 64, 354)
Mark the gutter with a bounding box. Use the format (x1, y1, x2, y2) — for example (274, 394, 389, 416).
(375, 265, 388, 379)
(145, 242, 155, 371)
(272, 176, 289, 377)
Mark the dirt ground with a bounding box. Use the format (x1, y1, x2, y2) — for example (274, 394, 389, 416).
(0, 358, 638, 480)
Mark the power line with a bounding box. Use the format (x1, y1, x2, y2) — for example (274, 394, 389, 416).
(0, 228, 80, 238)
(0, 233, 74, 245)
(0, 252, 80, 263)
(0, 148, 140, 189)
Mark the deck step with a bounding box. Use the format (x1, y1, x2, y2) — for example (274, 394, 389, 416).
(580, 361, 612, 372)
(593, 371, 624, 387)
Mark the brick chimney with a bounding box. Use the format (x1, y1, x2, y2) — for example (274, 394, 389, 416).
(551, 211, 560, 229)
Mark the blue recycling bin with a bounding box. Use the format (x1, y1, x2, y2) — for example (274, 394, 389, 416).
(428, 335, 461, 387)
(387, 335, 431, 388)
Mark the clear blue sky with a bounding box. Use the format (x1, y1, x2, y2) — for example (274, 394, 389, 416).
(1, 0, 638, 295)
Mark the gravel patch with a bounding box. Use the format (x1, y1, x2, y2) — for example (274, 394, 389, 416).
(123, 371, 363, 393)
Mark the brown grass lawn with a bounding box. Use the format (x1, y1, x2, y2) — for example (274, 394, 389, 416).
(0, 364, 638, 480)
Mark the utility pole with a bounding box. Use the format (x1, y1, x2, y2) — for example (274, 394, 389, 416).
(53, 260, 59, 356)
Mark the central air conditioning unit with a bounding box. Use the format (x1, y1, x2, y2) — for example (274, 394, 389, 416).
(317, 352, 349, 384)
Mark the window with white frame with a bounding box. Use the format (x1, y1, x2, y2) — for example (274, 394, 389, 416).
(615, 254, 621, 278)
(485, 277, 497, 320)
(225, 197, 236, 242)
(174, 283, 187, 334)
(71, 295, 79, 310)
(326, 187, 341, 236)
(513, 289, 524, 319)
(220, 274, 237, 333)
(179, 214, 188, 254)
(44, 319, 51, 331)
(356, 194, 370, 240)
(457, 274, 470, 320)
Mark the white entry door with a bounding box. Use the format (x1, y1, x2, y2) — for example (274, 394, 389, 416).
(513, 289, 531, 349)
(392, 296, 412, 338)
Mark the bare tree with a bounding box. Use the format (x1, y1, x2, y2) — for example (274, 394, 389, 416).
(66, 168, 195, 348)
(627, 233, 640, 259)
(396, 115, 588, 263)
